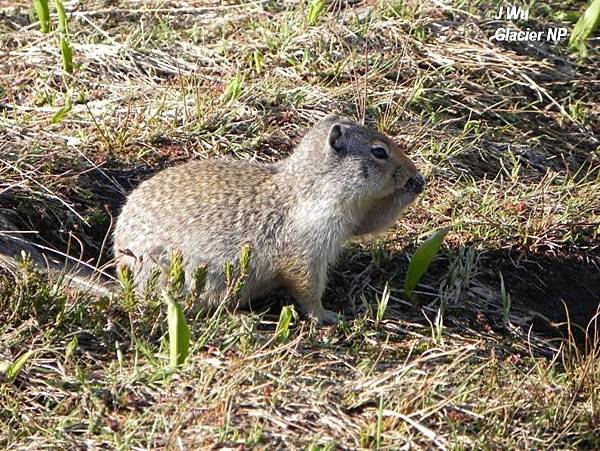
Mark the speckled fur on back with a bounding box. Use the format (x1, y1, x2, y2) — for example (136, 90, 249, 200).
(113, 114, 425, 323)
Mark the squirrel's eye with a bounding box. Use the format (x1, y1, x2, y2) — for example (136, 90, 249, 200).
(370, 146, 388, 160)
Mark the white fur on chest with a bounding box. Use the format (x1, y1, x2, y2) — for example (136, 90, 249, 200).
(290, 198, 352, 264)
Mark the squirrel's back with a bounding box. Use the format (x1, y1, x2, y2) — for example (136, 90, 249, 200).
(114, 159, 286, 275)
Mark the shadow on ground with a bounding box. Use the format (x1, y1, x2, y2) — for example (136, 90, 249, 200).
(489, 250, 600, 345)
(327, 243, 600, 348)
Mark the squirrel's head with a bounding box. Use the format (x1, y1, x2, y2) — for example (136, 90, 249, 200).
(297, 114, 425, 207)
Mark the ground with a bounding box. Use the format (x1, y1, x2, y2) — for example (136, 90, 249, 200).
(1, 0, 599, 449)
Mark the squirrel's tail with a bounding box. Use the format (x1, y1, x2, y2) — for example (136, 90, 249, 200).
(0, 217, 115, 297)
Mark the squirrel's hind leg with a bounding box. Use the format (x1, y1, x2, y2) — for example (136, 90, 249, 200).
(278, 260, 340, 326)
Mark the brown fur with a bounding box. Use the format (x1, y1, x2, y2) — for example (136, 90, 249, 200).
(113, 114, 425, 323)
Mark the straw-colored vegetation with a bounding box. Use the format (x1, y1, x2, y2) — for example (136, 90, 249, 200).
(1, 0, 599, 449)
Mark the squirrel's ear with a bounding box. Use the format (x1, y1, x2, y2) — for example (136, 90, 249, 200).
(328, 123, 347, 156)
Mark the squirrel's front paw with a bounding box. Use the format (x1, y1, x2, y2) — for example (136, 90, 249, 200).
(310, 308, 341, 326)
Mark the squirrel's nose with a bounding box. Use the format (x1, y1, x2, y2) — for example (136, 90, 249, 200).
(406, 173, 426, 194)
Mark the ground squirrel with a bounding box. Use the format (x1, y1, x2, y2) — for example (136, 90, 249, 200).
(113, 114, 425, 324)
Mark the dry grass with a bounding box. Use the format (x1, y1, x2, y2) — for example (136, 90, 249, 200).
(1, 0, 599, 449)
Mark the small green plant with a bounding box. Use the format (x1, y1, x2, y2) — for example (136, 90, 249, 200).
(165, 290, 190, 368)
(117, 264, 136, 313)
(376, 283, 390, 323)
(64, 335, 78, 362)
(404, 228, 449, 298)
(167, 250, 185, 295)
(306, 0, 326, 26)
(32, 0, 50, 33)
(275, 305, 296, 341)
(569, 98, 588, 123)
(224, 261, 235, 288)
(55, 0, 73, 72)
(32, 0, 74, 73)
(143, 267, 161, 299)
(499, 272, 512, 324)
(164, 250, 191, 368)
(222, 72, 244, 104)
(252, 50, 264, 74)
(1, 350, 35, 381)
(191, 264, 208, 298)
(370, 240, 389, 268)
(569, 0, 600, 57)
(307, 444, 336, 451)
(236, 243, 251, 295)
(51, 97, 71, 124)
(223, 244, 252, 301)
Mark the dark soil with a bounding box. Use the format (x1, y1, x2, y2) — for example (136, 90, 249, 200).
(492, 250, 600, 344)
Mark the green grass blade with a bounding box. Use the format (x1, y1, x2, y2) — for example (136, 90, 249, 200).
(376, 283, 390, 322)
(275, 305, 294, 341)
(59, 36, 73, 73)
(307, 0, 325, 26)
(55, 0, 68, 34)
(569, 0, 600, 56)
(165, 292, 190, 368)
(221, 73, 243, 104)
(65, 335, 78, 360)
(252, 50, 264, 74)
(5, 350, 35, 381)
(404, 228, 449, 298)
(375, 394, 384, 449)
(51, 97, 71, 123)
(32, 0, 50, 33)
(499, 272, 512, 323)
